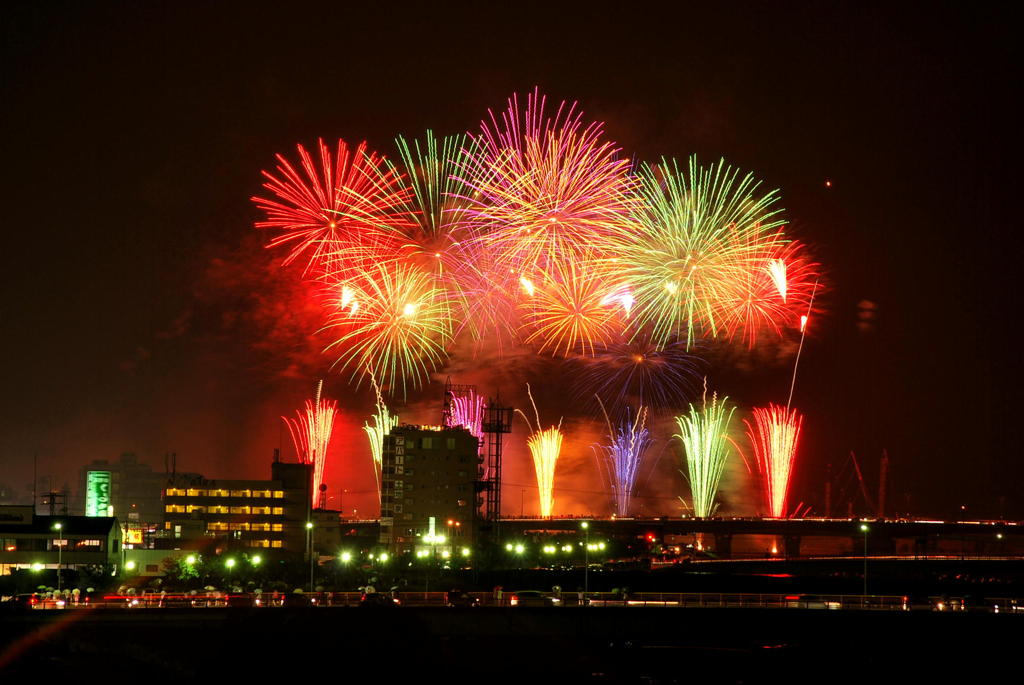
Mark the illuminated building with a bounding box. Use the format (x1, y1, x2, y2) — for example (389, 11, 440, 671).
(379, 426, 479, 556)
(0, 505, 120, 576)
(77, 452, 203, 527)
(161, 460, 312, 553)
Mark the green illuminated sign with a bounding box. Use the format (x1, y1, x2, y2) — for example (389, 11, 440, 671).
(85, 470, 111, 517)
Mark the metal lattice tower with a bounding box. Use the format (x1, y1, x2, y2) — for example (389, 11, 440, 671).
(480, 399, 513, 537)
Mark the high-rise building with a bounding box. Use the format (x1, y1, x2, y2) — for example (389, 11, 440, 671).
(379, 426, 479, 556)
(161, 461, 312, 553)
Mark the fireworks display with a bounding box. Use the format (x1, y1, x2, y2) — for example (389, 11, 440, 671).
(252, 90, 825, 518)
(253, 90, 819, 397)
(675, 392, 736, 518)
(283, 380, 338, 506)
(745, 404, 803, 517)
(516, 385, 564, 517)
(594, 405, 651, 516)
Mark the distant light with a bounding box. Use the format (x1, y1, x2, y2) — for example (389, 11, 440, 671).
(461, 548, 471, 557)
(251, 555, 262, 566)
(125, 561, 136, 570)
(562, 545, 573, 553)
(225, 558, 236, 568)
(441, 550, 451, 559)
(306, 521, 314, 530)
(31, 562, 44, 571)
(825, 180, 832, 188)
(580, 522, 589, 530)
(860, 524, 869, 532)
(53, 522, 62, 531)
(185, 555, 197, 565)
(379, 552, 389, 562)
(434, 535, 446, 545)
(505, 543, 514, 551)
(340, 551, 352, 563)
(514, 544, 525, 554)
(800, 315, 808, 332)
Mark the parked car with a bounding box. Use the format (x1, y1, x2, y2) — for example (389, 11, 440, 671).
(509, 591, 558, 607)
(359, 592, 398, 607)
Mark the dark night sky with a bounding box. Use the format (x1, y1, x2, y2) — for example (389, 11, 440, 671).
(1, 1, 1018, 518)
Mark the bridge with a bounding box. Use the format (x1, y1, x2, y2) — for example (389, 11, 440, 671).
(493, 516, 1022, 558)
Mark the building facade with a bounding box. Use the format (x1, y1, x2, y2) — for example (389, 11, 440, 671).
(161, 461, 311, 553)
(379, 426, 479, 556)
(0, 505, 120, 576)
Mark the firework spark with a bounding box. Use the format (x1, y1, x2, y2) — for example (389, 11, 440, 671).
(363, 375, 399, 499)
(609, 157, 788, 348)
(283, 380, 337, 507)
(745, 404, 803, 517)
(570, 337, 704, 415)
(675, 391, 736, 518)
(457, 88, 639, 274)
(515, 384, 563, 517)
(325, 263, 453, 397)
(594, 404, 651, 516)
(253, 138, 409, 277)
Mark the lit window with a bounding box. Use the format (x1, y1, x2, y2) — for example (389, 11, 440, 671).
(272, 524, 283, 532)
(271, 540, 283, 548)
(230, 490, 251, 498)
(272, 507, 283, 515)
(186, 505, 206, 514)
(186, 489, 206, 497)
(272, 491, 284, 499)
(229, 506, 251, 514)
(421, 437, 433, 449)
(446, 438, 455, 450)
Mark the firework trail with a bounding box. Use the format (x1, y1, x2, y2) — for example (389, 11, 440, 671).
(674, 390, 736, 518)
(745, 404, 803, 517)
(515, 384, 563, 517)
(594, 403, 651, 516)
(252, 138, 409, 277)
(283, 380, 338, 507)
(363, 374, 398, 499)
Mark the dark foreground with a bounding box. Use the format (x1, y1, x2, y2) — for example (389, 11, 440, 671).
(1, 605, 1016, 683)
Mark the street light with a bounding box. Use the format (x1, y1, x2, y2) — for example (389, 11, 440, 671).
(581, 521, 590, 599)
(860, 523, 869, 597)
(53, 522, 63, 593)
(306, 521, 315, 592)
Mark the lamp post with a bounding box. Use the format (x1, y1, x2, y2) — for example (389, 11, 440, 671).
(306, 521, 314, 593)
(860, 523, 869, 597)
(225, 557, 236, 592)
(53, 522, 63, 593)
(581, 521, 590, 600)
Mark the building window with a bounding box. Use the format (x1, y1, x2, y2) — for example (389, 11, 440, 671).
(230, 490, 251, 498)
(229, 506, 251, 514)
(405, 468, 414, 476)
(186, 505, 206, 514)
(186, 489, 206, 497)
(166, 488, 186, 496)
(252, 506, 271, 515)
(446, 438, 456, 450)
(272, 507, 284, 515)
(271, 540, 283, 548)
(165, 505, 186, 514)
(272, 491, 284, 498)
(396, 436, 405, 446)
(272, 524, 283, 532)
(209, 506, 229, 515)
(208, 489, 230, 497)
(421, 437, 433, 449)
